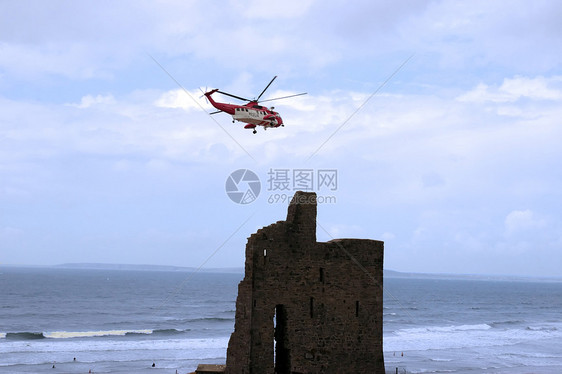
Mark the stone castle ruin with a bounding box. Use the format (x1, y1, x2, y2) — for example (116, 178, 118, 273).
(223, 191, 385, 374)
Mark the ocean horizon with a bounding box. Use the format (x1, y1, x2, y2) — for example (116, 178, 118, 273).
(4, 262, 561, 282)
(1, 265, 561, 373)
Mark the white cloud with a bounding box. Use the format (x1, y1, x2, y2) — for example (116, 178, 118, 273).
(154, 89, 209, 111)
(504, 209, 546, 236)
(229, 0, 315, 19)
(2, 1, 562, 275)
(0, 227, 25, 257)
(0, 226, 24, 238)
(2, 1, 560, 85)
(0, 42, 105, 79)
(404, 1, 562, 72)
(68, 94, 116, 109)
(381, 232, 395, 241)
(501, 76, 562, 100)
(320, 223, 365, 241)
(458, 76, 562, 103)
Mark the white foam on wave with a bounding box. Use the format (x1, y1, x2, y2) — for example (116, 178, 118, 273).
(0, 333, 6, 339)
(384, 321, 562, 352)
(1, 336, 230, 354)
(0, 336, 231, 367)
(395, 323, 492, 336)
(526, 325, 558, 332)
(43, 329, 153, 339)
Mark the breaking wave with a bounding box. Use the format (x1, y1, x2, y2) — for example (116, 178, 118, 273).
(385, 321, 562, 352)
(395, 323, 492, 335)
(3, 328, 191, 341)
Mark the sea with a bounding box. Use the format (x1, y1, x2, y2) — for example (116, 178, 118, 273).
(1, 266, 561, 374)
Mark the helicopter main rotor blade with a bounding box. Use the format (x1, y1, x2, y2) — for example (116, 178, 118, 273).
(209, 110, 223, 115)
(216, 90, 250, 102)
(256, 75, 277, 101)
(260, 92, 307, 103)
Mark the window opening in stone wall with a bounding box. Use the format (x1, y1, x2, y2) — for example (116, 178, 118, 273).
(274, 304, 290, 374)
(355, 300, 360, 317)
(310, 297, 314, 318)
(319, 267, 324, 283)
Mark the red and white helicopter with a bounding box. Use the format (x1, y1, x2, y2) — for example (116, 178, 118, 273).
(202, 76, 306, 134)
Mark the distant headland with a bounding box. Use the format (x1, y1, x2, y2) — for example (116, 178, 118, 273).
(1, 263, 560, 282)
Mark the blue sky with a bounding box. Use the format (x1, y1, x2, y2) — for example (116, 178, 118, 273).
(1, 1, 561, 277)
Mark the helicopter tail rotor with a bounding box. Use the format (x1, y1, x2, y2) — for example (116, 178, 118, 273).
(199, 86, 209, 103)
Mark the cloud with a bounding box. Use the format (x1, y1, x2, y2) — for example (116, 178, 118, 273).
(457, 76, 562, 103)
(0, 42, 106, 80)
(2, 1, 561, 86)
(320, 223, 365, 241)
(404, 1, 562, 72)
(2, 1, 562, 275)
(154, 89, 210, 111)
(68, 94, 116, 109)
(229, 0, 315, 19)
(381, 232, 396, 241)
(3, 73, 561, 198)
(0, 227, 25, 259)
(0, 226, 24, 238)
(504, 209, 546, 236)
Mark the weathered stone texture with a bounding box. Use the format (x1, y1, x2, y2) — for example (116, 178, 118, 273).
(195, 364, 226, 373)
(225, 191, 384, 374)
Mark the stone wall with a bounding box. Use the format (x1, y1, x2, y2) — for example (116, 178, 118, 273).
(225, 191, 384, 374)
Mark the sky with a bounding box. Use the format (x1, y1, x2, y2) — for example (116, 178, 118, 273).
(1, 1, 561, 277)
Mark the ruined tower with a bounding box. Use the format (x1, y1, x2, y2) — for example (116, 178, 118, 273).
(225, 191, 385, 374)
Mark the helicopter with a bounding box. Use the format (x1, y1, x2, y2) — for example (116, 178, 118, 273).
(202, 76, 306, 134)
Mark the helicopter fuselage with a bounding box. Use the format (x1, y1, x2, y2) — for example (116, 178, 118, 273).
(205, 89, 283, 130)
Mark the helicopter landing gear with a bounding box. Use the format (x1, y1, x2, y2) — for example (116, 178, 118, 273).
(252, 129, 257, 134)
